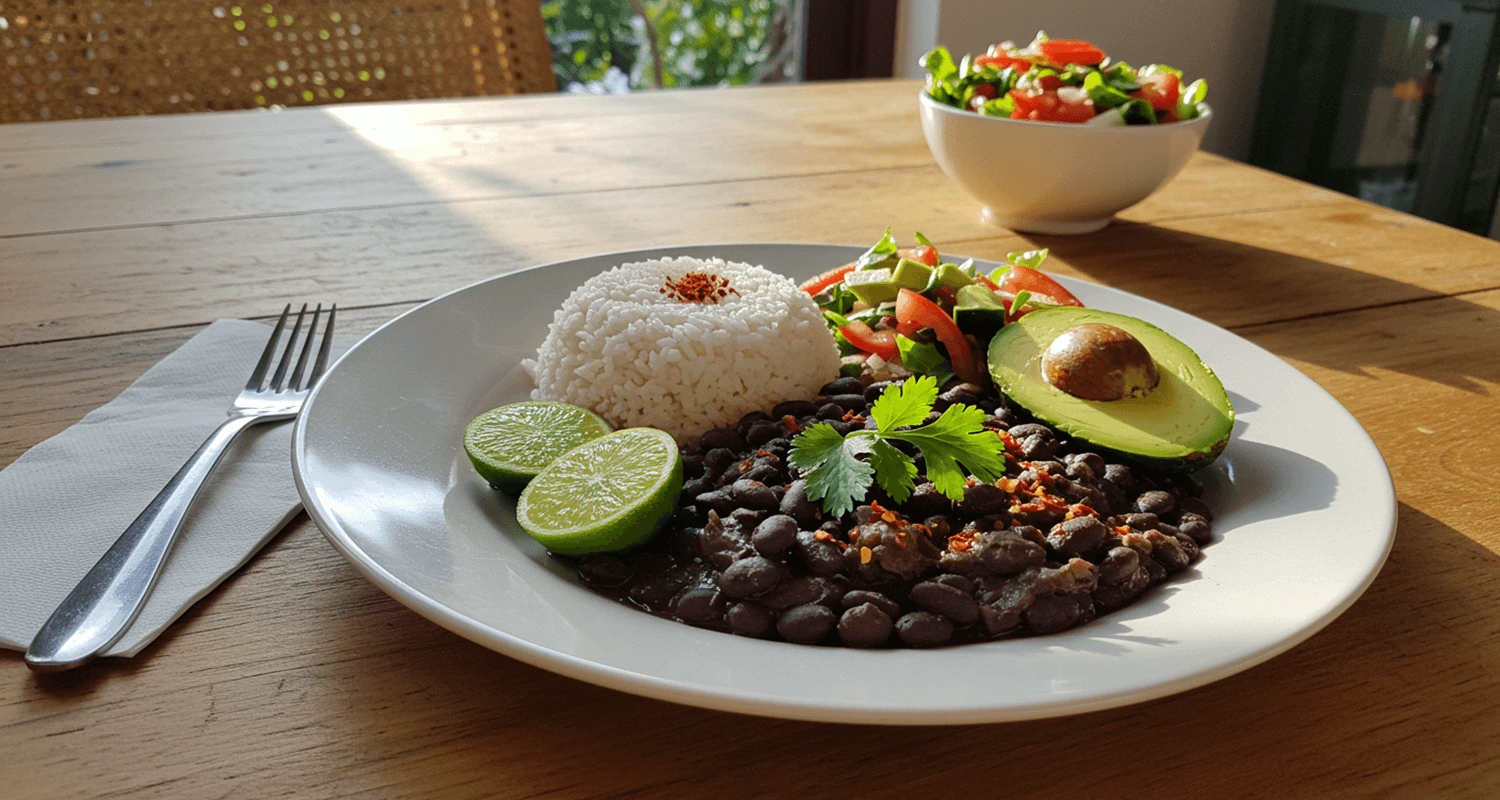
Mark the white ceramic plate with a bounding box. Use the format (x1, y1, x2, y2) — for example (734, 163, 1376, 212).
(292, 244, 1396, 725)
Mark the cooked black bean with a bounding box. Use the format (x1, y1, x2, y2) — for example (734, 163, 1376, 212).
(682, 453, 705, 478)
(938, 383, 982, 407)
(1146, 531, 1190, 572)
(958, 482, 1007, 516)
(702, 447, 736, 477)
(680, 478, 710, 500)
(700, 427, 747, 452)
(1173, 532, 1201, 563)
(628, 572, 687, 610)
(777, 604, 837, 644)
(718, 556, 782, 599)
(820, 376, 864, 396)
(1124, 512, 1159, 531)
(672, 504, 703, 527)
(744, 422, 781, 447)
(736, 410, 774, 431)
(1098, 546, 1140, 585)
(695, 489, 737, 515)
(1178, 513, 1213, 543)
(725, 602, 774, 638)
(1025, 593, 1086, 634)
(780, 480, 822, 527)
(762, 576, 843, 611)
(730, 479, 780, 510)
(578, 554, 631, 588)
(932, 573, 974, 594)
(910, 581, 980, 624)
(729, 508, 766, 530)
(1177, 495, 1214, 521)
(1047, 516, 1108, 557)
(752, 515, 800, 555)
(673, 588, 726, 625)
(1135, 490, 1176, 516)
(740, 464, 781, 485)
(896, 612, 954, 647)
(827, 393, 868, 412)
(1008, 423, 1059, 460)
(838, 604, 895, 648)
(816, 402, 846, 420)
(864, 380, 898, 401)
(773, 400, 819, 419)
(840, 590, 902, 618)
(795, 531, 845, 577)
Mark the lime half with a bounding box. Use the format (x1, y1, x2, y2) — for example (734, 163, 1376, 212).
(516, 427, 683, 555)
(464, 401, 612, 493)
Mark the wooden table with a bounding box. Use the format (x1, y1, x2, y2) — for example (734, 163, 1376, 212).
(3, 80, 1498, 798)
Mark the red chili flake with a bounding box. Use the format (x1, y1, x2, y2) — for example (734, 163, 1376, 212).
(782, 415, 803, 433)
(814, 530, 833, 541)
(859, 546, 874, 564)
(841, 410, 866, 424)
(880, 511, 897, 524)
(756, 450, 774, 457)
(948, 530, 976, 553)
(661, 272, 740, 304)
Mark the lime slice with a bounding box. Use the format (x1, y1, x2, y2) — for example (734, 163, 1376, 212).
(516, 428, 683, 555)
(464, 401, 612, 493)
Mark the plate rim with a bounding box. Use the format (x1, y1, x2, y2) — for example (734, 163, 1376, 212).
(291, 242, 1398, 725)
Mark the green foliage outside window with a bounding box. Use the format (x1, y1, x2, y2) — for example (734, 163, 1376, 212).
(541, 0, 798, 92)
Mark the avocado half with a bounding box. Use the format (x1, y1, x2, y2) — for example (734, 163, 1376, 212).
(987, 307, 1234, 472)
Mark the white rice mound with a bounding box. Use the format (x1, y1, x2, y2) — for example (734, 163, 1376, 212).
(524, 256, 842, 442)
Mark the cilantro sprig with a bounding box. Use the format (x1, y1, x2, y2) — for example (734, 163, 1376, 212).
(788, 376, 1006, 517)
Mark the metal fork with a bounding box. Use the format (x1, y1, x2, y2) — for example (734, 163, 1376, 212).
(25, 304, 337, 672)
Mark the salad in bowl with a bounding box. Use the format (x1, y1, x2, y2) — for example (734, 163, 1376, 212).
(922, 31, 1209, 127)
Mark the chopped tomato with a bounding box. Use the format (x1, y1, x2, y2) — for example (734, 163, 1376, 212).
(906, 244, 941, 267)
(994, 265, 1084, 307)
(974, 53, 1032, 72)
(894, 289, 984, 385)
(840, 321, 899, 362)
(799, 263, 855, 295)
(1133, 71, 1181, 112)
(1008, 89, 1094, 123)
(1037, 39, 1107, 66)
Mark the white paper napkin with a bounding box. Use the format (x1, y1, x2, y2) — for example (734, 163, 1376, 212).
(0, 319, 346, 657)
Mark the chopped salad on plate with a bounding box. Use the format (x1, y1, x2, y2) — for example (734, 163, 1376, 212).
(921, 31, 1209, 125)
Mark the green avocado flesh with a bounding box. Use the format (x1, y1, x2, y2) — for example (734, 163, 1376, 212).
(987, 307, 1234, 472)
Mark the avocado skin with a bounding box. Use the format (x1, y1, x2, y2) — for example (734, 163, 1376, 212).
(952, 284, 1008, 345)
(987, 307, 1234, 473)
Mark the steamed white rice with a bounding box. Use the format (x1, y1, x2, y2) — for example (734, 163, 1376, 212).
(524, 256, 842, 441)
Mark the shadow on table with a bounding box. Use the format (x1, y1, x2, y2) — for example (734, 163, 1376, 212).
(1025, 222, 1500, 394)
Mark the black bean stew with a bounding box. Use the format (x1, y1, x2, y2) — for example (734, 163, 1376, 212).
(571, 376, 1216, 648)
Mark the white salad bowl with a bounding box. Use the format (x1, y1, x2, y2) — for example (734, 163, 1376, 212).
(918, 93, 1212, 235)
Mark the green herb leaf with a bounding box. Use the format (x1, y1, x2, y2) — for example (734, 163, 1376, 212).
(1008, 289, 1032, 321)
(980, 94, 1016, 117)
(823, 309, 851, 328)
(870, 374, 939, 432)
(896, 335, 953, 380)
(855, 227, 899, 270)
(885, 404, 1006, 501)
(1118, 98, 1158, 125)
(1141, 63, 1182, 79)
(869, 439, 918, 504)
(788, 424, 874, 518)
(839, 361, 865, 378)
(920, 46, 957, 83)
(1083, 70, 1132, 109)
(913, 231, 935, 248)
(1007, 248, 1050, 268)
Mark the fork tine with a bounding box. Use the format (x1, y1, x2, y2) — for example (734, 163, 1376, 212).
(288, 304, 321, 391)
(269, 304, 308, 392)
(308, 304, 337, 389)
(246, 305, 292, 392)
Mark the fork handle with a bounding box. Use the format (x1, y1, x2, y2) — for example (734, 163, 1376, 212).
(25, 414, 269, 671)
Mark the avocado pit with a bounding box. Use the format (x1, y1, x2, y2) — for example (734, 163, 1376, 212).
(1041, 323, 1160, 402)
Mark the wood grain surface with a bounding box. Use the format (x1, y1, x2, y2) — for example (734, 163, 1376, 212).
(3, 80, 1499, 799)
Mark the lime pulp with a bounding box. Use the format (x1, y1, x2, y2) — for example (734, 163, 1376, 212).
(516, 427, 683, 555)
(464, 401, 612, 493)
